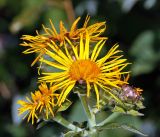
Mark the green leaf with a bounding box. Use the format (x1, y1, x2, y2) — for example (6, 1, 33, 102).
(112, 106, 125, 113)
(130, 31, 159, 76)
(121, 124, 147, 136)
(57, 100, 72, 112)
(36, 121, 48, 130)
(68, 100, 87, 123)
(126, 110, 144, 116)
(97, 122, 122, 130)
(63, 131, 80, 137)
(97, 123, 147, 136)
(5, 124, 27, 137)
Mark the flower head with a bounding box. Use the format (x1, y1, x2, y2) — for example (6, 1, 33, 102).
(20, 16, 107, 66)
(82, 15, 107, 41)
(20, 34, 48, 66)
(39, 32, 129, 108)
(17, 83, 59, 124)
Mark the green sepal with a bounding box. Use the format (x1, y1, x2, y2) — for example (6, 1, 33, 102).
(112, 105, 126, 113)
(136, 100, 145, 109)
(57, 99, 72, 112)
(112, 106, 144, 116)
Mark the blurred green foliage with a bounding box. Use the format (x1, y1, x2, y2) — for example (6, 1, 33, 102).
(0, 0, 160, 137)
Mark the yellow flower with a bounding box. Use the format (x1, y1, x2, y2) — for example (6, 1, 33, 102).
(39, 32, 129, 108)
(40, 15, 107, 44)
(20, 16, 107, 66)
(17, 83, 59, 124)
(20, 33, 48, 66)
(82, 15, 107, 41)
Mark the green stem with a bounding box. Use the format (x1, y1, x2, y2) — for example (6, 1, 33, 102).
(53, 114, 82, 132)
(97, 112, 121, 127)
(77, 92, 96, 129)
(89, 129, 99, 137)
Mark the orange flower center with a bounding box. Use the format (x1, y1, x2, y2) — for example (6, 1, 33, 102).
(69, 60, 100, 82)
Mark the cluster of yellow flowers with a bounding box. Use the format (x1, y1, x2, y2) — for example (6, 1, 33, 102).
(18, 83, 59, 124)
(18, 16, 129, 124)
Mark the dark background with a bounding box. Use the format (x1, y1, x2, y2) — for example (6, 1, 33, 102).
(0, 0, 160, 137)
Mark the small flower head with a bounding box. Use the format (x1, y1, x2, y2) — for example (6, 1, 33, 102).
(17, 83, 59, 124)
(121, 84, 143, 101)
(20, 16, 107, 66)
(39, 32, 129, 108)
(20, 33, 48, 66)
(119, 74, 143, 102)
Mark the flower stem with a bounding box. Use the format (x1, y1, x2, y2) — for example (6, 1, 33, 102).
(77, 92, 96, 129)
(53, 114, 82, 132)
(97, 112, 121, 127)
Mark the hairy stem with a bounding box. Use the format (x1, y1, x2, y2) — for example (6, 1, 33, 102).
(77, 92, 96, 129)
(53, 114, 82, 132)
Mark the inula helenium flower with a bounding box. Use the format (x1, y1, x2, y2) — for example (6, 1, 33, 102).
(39, 32, 129, 108)
(17, 83, 60, 124)
(17, 15, 146, 137)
